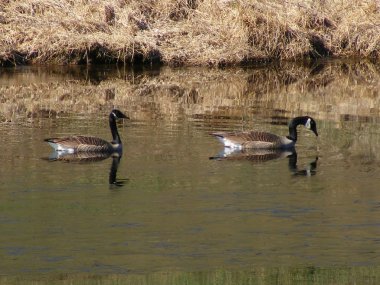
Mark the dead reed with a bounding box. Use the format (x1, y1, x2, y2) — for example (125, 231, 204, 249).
(0, 0, 379, 66)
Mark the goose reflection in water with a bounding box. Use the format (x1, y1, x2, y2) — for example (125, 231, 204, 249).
(47, 151, 127, 187)
(209, 148, 294, 162)
(210, 148, 318, 176)
(288, 152, 318, 177)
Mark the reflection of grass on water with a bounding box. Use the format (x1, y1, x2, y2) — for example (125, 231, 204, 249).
(0, 0, 379, 66)
(2, 267, 379, 284)
(0, 60, 379, 124)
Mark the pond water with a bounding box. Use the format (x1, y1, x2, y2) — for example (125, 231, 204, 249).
(0, 61, 380, 283)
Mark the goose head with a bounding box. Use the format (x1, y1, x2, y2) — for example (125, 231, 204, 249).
(110, 109, 130, 120)
(304, 116, 318, 137)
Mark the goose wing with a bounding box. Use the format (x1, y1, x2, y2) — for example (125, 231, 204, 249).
(45, 135, 112, 152)
(48, 150, 112, 162)
(211, 131, 286, 149)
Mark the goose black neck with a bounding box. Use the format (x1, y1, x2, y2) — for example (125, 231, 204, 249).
(109, 115, 121, 144)
(287, 116, 308, 142)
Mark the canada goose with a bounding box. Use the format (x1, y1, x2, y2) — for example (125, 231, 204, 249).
(45, 109, 129, 153)
(210, 116, 318, 149)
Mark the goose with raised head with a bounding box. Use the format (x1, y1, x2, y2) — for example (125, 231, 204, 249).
(45, 109, 129, 153)
(210, 116, 318, 149)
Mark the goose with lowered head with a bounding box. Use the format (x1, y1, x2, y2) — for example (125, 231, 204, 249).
(210, 116, 318, 149)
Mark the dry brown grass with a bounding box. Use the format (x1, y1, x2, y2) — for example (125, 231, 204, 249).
(0, 0, 379, 66)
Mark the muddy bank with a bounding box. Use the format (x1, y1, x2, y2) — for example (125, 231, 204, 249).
(0, 1, 379, 66)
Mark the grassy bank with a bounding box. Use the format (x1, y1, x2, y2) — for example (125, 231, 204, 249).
(0, 0, 379, 66)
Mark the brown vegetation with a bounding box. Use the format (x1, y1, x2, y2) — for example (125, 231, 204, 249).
(0, 60, 379, 123)
(0, 0, 379, 66)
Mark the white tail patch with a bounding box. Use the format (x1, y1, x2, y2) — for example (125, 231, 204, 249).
(48, 142, 75, 153)
(218, 137, 243, 149)
(305, 118, 311, 129)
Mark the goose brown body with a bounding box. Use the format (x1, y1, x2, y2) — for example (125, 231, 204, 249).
(45, 136, 117, 153)
(47, 147, 116, 162)
(210, 116, 318, 149)
(211, 131, 292, 149)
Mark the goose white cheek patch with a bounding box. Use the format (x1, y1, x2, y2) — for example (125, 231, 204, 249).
(305, 118, 311, 129)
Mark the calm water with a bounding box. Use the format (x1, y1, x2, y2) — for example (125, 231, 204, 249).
(0, 62, 380, 282)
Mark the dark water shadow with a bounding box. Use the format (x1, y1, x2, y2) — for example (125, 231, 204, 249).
(0, 64, 162, 86)
(44, 152, 128, 188)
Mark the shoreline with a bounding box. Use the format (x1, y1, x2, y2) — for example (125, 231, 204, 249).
(0, 1, 379, 67)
